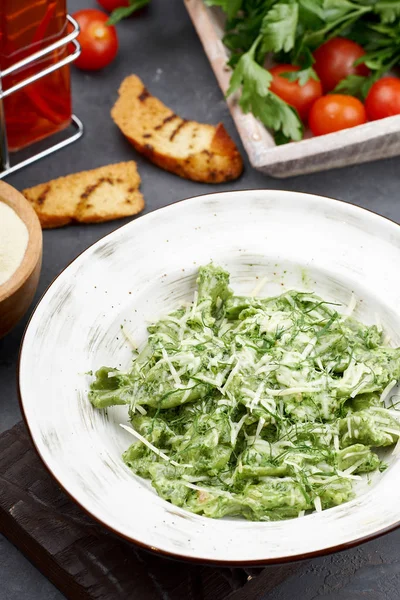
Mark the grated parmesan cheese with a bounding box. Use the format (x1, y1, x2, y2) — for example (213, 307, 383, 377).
(313, 496, 322, 512)
(121, 325, 138, 350)
(380, 379, 397, 404)
(250, 276, 268, 297)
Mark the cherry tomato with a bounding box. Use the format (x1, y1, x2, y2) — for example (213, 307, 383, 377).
(309, 94, 367, 136)
(72, 10, 118, 71)
(97, 0, 129, 11)
(313, 38, 369, 93)
(365, 77, 400, 121)
(269, 65, 322, 120)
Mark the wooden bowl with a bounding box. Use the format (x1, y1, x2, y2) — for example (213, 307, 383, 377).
(0, 181, 42, 338)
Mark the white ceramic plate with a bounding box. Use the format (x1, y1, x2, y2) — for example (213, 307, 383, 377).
(19, 190, 400, 565)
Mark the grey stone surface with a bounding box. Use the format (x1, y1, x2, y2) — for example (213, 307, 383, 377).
(1, 0, 400, 598)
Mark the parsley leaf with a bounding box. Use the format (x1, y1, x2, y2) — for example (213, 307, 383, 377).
(227, 41, 303, 141)
(274, 130, 292, 145)
(205, 0, 243, 20)
(107, 0, 150, 25)
(281, 66, 319, 86)
(373, 1, 400, 24)
(260, 3, 299, 53)
(303, 1, 371, 48)
(333, 74, 374, 99)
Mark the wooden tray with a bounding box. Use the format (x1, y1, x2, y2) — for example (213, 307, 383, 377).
(184, 0, 400, 178)
(0, 422, 302, 600)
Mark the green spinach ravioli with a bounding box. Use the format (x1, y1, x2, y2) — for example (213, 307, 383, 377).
(89, 264, 400, 521)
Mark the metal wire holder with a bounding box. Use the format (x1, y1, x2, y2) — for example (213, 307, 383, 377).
(0, 14, 84, 179)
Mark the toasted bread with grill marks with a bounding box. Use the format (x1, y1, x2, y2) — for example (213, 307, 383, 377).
(111, 75, 243, 183)
(22, 162, 144, 229)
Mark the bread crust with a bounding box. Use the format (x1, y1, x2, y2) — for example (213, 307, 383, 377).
(111, 75, 243, 183)
(23, 162, 144, 229)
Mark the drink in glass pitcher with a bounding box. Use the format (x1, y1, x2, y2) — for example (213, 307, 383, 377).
(0, 0, 72, 151)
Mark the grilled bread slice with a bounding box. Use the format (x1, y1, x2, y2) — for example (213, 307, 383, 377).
(23, 162, 144, 229)
(111, 75, 243, 183)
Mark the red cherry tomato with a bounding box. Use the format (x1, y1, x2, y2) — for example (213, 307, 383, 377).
(313, 38, 369, 93)
(97, 0, 129, 10)
(309, 94, 367, 136)
(365, 77, 400, 121)
(72, 9, 118, 71)
(269, 64, 322, 120)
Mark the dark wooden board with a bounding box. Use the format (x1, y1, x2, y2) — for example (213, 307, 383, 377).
(0, 423, 302, 600)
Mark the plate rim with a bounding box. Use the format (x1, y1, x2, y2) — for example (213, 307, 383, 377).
(17, 189, 400, 566)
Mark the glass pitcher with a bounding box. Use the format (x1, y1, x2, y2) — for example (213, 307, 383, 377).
(0, 0, 72, 152)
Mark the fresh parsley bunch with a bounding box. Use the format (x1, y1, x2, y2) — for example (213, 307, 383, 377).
(206, 0, 400, 141)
